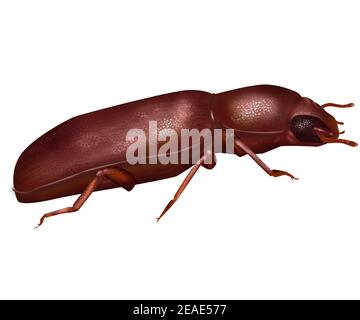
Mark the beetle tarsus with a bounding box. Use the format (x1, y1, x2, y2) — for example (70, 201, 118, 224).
(156, 199, 176, 222)
(35, 206, 77, 229)
(270, 169, 299, 180)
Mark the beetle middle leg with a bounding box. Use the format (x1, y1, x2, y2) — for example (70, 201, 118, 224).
(234, 137, 298, 180)
(35, 167, 135, 228)
(156, 151, 216, 222)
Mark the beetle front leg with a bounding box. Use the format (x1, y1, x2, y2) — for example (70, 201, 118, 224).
(234, 137, 298, 180)
(35, 167, 135, 228)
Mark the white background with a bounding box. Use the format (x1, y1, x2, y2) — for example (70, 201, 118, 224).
(0, 0, 359, 299)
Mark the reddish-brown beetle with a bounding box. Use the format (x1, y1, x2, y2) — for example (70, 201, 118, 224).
(13, 85, 357, 227)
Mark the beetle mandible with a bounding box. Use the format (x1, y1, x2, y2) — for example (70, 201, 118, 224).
(13, 85, 357, 227)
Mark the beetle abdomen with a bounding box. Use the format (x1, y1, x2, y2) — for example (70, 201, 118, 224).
(14, 90, 213, 202)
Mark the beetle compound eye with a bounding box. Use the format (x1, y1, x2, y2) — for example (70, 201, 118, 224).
(290, 115, 327, 143)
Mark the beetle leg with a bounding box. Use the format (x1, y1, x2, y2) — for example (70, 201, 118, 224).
(35, 167, 135, 228)
(156, 152, 215, 222)
(234, 137, 298, 180)
(202, 148, 217, 170)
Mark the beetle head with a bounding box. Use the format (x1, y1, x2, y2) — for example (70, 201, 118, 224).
(212, 85, 357, 149)
(287, 97, 357, 147)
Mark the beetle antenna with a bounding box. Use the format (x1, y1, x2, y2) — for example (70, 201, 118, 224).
(325, 138, 358, 147)
(318, 133, 357, 147)
(336, 120, 344, 125)
(321, 102, 354, 108)
(314, 127, 358, 147)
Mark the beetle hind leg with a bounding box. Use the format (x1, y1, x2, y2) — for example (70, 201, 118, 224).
(35, 167, 135, 228)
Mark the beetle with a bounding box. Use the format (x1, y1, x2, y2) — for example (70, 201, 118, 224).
(13, 85, 357, 227)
